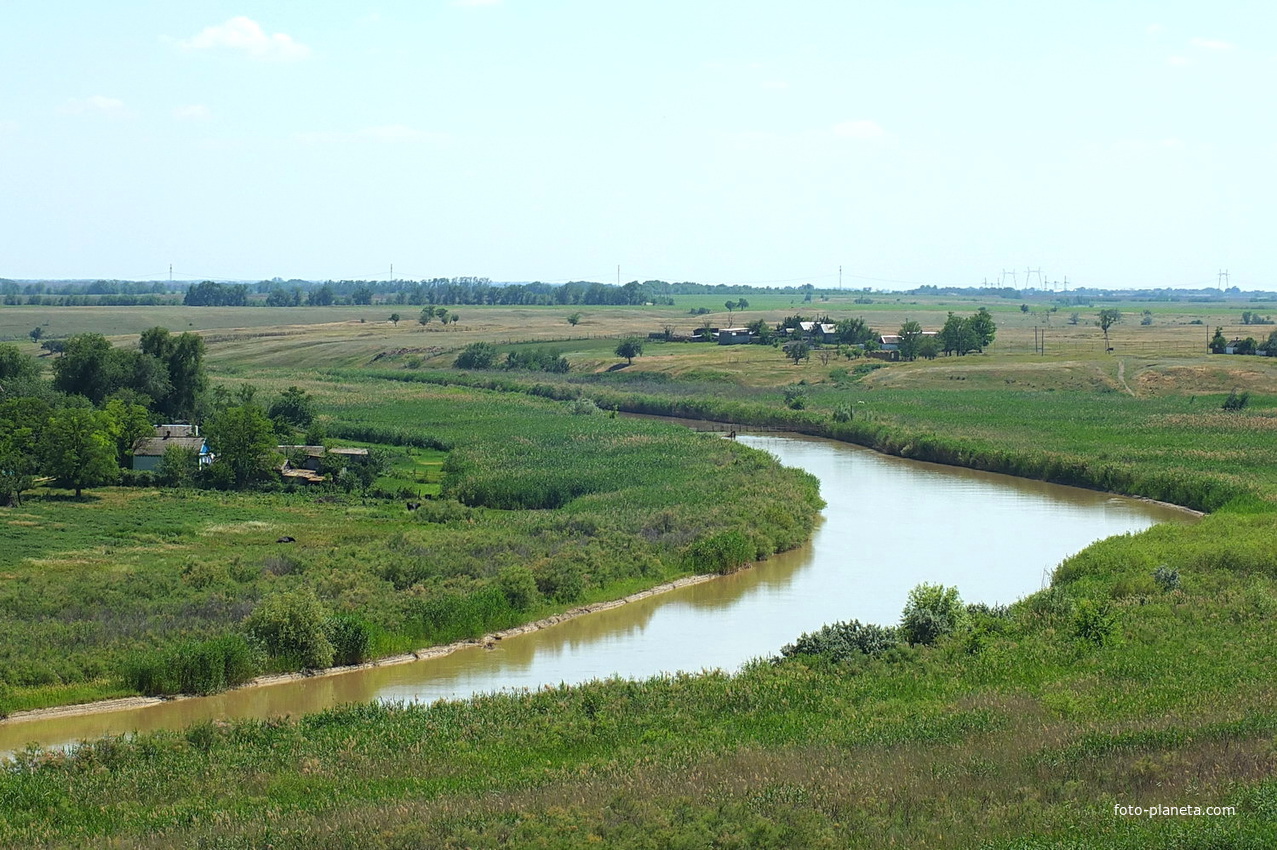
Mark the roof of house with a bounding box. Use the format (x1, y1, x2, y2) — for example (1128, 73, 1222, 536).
(154, 424, 198, 438)
(277, 445, 326, 457)
(276, 445, 370, 458)
(719, 327, 751, 334)
(133, 436, 206, 457)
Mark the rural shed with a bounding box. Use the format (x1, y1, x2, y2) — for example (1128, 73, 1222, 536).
(717, 327, 753, 345)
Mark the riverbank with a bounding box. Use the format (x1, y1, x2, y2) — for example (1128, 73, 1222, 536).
(2, 573, 721, 727)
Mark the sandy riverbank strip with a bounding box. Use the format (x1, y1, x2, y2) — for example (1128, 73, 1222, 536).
(2, 572, 720, 726)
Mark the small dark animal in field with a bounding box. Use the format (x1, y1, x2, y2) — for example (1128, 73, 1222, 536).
(276, 536, 296, 543)
(406, 502, 421, 511)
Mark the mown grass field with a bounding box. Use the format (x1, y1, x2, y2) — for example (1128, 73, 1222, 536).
(2, 296, 1277, 847)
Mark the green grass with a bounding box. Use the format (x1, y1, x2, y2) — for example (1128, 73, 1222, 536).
(3, 508, 1276, 847)
(4, 300, 1277, 846)
(0, 378, 820, 714)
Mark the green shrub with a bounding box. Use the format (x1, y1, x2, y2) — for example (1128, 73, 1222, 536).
(245, 589, 335, 669)
(325, 614, 372, 666)
(1073, 599, 1117, 646)
(780, 620, 899, 663)
(454, 342, 499, 370)
(683, 530, 754, 575)
(1152, 565, 1181, 592)
(535, 560, 586, 603)
(498, 565, 540, 611)
(121, 634, 260, 696)
(900, 583, 968, 646)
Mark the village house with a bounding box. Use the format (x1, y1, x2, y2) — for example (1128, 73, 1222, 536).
(131, 424, 212, 472)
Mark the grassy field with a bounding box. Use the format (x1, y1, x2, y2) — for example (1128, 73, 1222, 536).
(2, 296, 1277, 846)
(0, 379, 820, 715)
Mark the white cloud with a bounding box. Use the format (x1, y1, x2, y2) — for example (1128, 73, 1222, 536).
(180, 17, 311, 61)
(173, 104, 211, 121)
(58, 95, 127, 116)
(832, 119, 887, 140)
(296, 124, 446, 145)
(1190, 37, 1235, 51)
(1167, 55, 1189, 66)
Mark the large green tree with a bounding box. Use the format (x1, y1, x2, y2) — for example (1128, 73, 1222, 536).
(968, 307, 997, 351)
(615, 338, 643, 365)
(206, 405, 277, 488)
(0, 397, 50, 505)
(897, 320, 924, 361)
(140, 327, 208, 421)
(51, 333, 113, 403)
(40, 407, 118, 497)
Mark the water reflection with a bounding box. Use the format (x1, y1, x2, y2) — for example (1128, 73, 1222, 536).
(0, 432, 1194, 756)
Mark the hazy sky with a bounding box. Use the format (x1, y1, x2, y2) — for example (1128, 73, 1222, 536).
(2, 2, 1273, 289)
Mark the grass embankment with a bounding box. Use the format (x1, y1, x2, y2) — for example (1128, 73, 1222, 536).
(0, 382, 821, 715)
(2, 507, 1276, 847)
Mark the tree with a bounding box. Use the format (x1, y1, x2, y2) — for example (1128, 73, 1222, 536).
(28, 326, 43, 343)
(939, 312, 978, 356)
(785, 341, 810, 365)
(1097, 309, 1121, 350)
(0, 397, 50, 505)
(724, 301, 737, 325)
(918, 336, 941, 360)
(389, 312, 401, 327)
(615, 338, 643, 365)
(834, 317, 875, 346)
(351, 286, 373, 305)
(897, 320, 924, 361)
(51, 333, 113, 403)
(566, 312, 583, 327)
(968, 307, 997, 351)
(268, 386, 315, 429)
(1209, 327, 1227, 354)
(736, 298, 749, 310)
(307, 284, 335, 307)
(0, 343, 39, 383)
(40, 407, 118, 497)
(102, 397, 154, 465)
(206, 405, 276, 489)
(418, 307, 433, 326)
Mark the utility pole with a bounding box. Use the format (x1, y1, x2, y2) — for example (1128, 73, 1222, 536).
(169, 264, 172, 283)
(1218, 269, 1230, 291)
(839, 265, 842, 290)
(617, 265, 620, 286)
(390, 263, 394, 281)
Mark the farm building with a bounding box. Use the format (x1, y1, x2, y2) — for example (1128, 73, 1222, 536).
(131, 424, 212, 472)
(276, 445, 370, 483)
(717, 327, 753, 345)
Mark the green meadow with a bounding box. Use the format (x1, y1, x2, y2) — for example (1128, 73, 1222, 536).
(2, 296, 1277, 847)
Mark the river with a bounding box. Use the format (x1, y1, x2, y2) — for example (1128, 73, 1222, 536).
(0, 432, 1195, 755)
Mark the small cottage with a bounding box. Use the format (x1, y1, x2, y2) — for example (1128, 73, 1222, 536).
(132, 424, 211, 472)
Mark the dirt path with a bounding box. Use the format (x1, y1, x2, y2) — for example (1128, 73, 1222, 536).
(1117, 358, 1136, 396)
